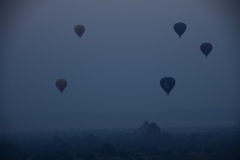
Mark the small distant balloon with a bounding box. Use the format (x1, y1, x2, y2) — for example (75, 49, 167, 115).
(74, 25, 85, 38)
(160, 77, 175, 96)
(200, 43, 212, 58)
(174, 22, 186, 38)
(56, 79, 67, 94)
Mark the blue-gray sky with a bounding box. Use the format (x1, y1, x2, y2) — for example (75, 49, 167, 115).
(1, 0, 240, 132)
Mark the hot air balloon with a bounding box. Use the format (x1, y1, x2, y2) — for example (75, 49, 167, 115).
(174, 22, 186, 38)
(160, 77, 175, 96)
(200, 43, 212, 58)
(74, 25, 85, 38)
(56, 79, 67, 94)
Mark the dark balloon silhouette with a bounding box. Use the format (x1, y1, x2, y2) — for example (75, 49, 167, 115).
(74, 25, 85, 38)
(200, 43, 212, 58)
(174, 22, 186, 38)
(160, 77, 175, 96)
(56, 79, 67, 94)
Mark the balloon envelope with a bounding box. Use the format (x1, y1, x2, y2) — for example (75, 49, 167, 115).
(56, 79, 67, 93)
(160, 77, 175, 96)
(74, 25, 85, 38)
(174, 22, 186, 38)
(200, 43, 212, 58)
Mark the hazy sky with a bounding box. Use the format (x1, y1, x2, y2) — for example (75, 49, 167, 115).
(1, 0, 240, 132)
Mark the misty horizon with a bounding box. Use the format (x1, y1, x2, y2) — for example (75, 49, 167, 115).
(1, 107, 239, 133)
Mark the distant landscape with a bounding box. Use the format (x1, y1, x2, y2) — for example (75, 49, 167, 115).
(1, 121, 240, 160)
